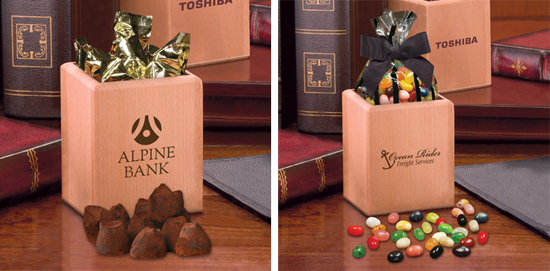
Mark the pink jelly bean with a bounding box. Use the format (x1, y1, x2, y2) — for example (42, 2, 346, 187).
(380, 94, 390, 105)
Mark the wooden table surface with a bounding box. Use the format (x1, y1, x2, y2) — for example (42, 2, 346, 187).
(0, 130, 271, 270)
(278, 154, 550, 270)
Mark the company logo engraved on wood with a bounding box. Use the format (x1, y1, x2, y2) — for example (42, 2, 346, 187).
(304, 52, 336, 94)
(303, 0, 334, 11)
(381, 149, 441, 170)
(179, 0, 233, 11)
(11, 15, 52, 68)
(119, 116, 176, 178)
(435, 37, 478, 49)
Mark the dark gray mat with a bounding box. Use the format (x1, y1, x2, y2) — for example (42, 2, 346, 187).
(455, 156, 550, 240)
(203, 154, 271, 222)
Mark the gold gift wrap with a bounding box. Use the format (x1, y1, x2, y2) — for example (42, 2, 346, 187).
(75, 11, 190, 82)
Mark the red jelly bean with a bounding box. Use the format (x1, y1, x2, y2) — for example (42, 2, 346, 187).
(408, 90, 417, 102)
(478, 231, 488, 244)
(459, 237, 475, 248)
(405, 245, 424, 257)
(347, 225, 364, 236)
(367, 237, 379, 250)
(436, 218, 446, 226)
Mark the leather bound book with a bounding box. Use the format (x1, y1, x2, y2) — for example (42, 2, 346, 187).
(294, 0, 386, 133)
(278, 129, 343, 207)
(491, 28, 550, 82)
(250, 0, 271, 46)
(71, 0, 120, 60)
(1, 0, 71, 118)
(0, 117, 61, 207)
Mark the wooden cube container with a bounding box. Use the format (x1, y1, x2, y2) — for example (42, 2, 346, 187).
(342, 89, 454, 216)
(121, 0, 250, 67)
(61, 63, 203, 215)
(388, 0, 491, 93)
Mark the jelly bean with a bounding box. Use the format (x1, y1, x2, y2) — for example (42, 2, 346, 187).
(391, 230, 408, 242)
(425, 237, 439, 251)
(452, 245, 471, 257)
(396, 220, 412, 232)
(378, 87, 386, 96)
(398, 67, 409, 74)
(468, 220, 479, 233)
(367, 236, 379, 250)
(379, 78, 393, 89)
(389, 96, 394, 103)
(396, 237, 411, 249)
(435, 218, 445, 226)
(408, 90, 417, 102)
(432, 232, 447, 242)
(347, 225, 363, 236)
(478, 231, 488, 244)
(439, 236, 454, 248)
(450, 232, 466, 243)
(399, 81, 414, 92)
(387, 212, 399, 224)
(451, 208, 464, 218)
(379, 94, 390, 105)
(437, 223, 453, 234)
(422, 222, 433, 234)
(366, 217, 381, 228)
(457, 214, 467, 227)
(371, 224, 386, 235)
(406, 245, 423, 257)
(409, 211, 423, 222)
(456, 199, 469, 208)
(385, 86, 394, 97)
(464, 204, 475, 215)
(426, 213, 439, 224)
(459, 237, 475, 248)
(475, 212, 489, 223)
(374, 230, 390, 241)
(397, 71, 405, 81)
(387, 250, 404, 263)
(430, 245, 444, 259)
(413, 228, 425, 241)
(419, 87, 429, 97)
(398, 90, 410, 101)
(404, 71, 414, 84)
(352, 244, 366, 258)
(452, 227, 468, 237)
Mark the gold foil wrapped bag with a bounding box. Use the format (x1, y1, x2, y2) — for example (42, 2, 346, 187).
(75, 11, 190, 82)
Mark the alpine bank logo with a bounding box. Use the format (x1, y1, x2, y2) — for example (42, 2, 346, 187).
(132, 115, 162, 145)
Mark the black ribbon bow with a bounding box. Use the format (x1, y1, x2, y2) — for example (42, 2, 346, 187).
(361, 32, 434, 99)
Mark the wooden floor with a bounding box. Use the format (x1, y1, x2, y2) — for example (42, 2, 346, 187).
(0, 131, 271, 270)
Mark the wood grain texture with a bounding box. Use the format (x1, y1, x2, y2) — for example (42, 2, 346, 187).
(61, 63, 203, 215)
(342, 90, 455, 215)
(279, 154, 550, 271)
(388, 0, 491, 93)
(120, 0, 250, 67)
(0, 138, 271, 270)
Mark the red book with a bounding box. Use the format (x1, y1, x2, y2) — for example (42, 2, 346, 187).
(491, 28, 550, 81)
(278, 130, 343, 207)
(0, 117, 61, 206)
(250, 0, 271, 46)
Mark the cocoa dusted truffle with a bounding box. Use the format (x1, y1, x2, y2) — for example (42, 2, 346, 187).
(175, 223, 211, 256)
(96, 220, 131, 255)
(83, 205, 116, 243)
(130, 227, 167, 259)
(109, 204, 131, 230)
(149, 184, 180, 224)
(161, 216, 187, 252)
(172, 190, 191, 223)
(127, 213, 158, 241)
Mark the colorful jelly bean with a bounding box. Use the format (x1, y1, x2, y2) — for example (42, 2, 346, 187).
(374, 230, 390, 241)
(419, 87, 429, 97)
(413, 228, 425, 241)
(452, 245, 471, 257)
(379, 78, 392, 89)
(399, 81, 413, 92)
(352, 244, 366, 258)
(405, 245, 423, 257)
(435, 218, 445, 226)
(398, 90, 410, 101)
(425, 238, 439, 251)
(404, 71, 414, 84)
(387, 212, 399, 224)
(464, 204, 475, 214)
(430, 245, 444, 259)
(439, 236, 454, 248)
(452, 227, 468, 237)
(391, 231, 408, 242)
(396, 220, 412, 232)
(452, 208, 464, 218)
(459, 237, 475, 248)
(408, 89, 417, 102)
(409, 211, 423, 222)
(387, 250, 404, 263)
(457, 214, 467, 227)
(478, 231, 488, 244)
(450, 232, 466, 243)
(379, 94, 390, 105)
(366, 217, 381, 228)
(432, 232, 447, 242)
(456, 199, 469, 208)
(426, 213, 439, 224)
(475, 212, 489, 223)
(371, 224, 386, 235)
(422, 222, 433, 234)
(437, 223, 453, 234)
(367, 237, 379, 250)
(396, 237, 411, 249)
(347, 225, 363, 236)
(469, 220, 480, 233)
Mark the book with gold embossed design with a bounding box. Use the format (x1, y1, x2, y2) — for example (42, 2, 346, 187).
(278, 129, 342, 207)
(0, 117, 61, 207)
(1, 0, 71, 118)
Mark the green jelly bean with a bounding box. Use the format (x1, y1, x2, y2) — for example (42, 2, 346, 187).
(451, 232, 466, 244)
(438, 223, 453, 234)
(353, 244, 366, 258)
(391, 230, 408, 242)
(413, 228, 425, 241)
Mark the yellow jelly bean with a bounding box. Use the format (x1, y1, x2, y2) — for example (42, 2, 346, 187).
(378, 87, 386, 96)
(399, 81, 413, 92)
(404, 72, 414, 84)
(396, 220, 412, 231)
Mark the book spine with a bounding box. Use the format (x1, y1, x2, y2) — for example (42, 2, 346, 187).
(1, 0, 71, 118)
(491, 44, 550, 82)
(294, 0, 351, 133)
(278, 150, 343, 206)
(0, 140, 61, 205)
(250, 3, 271, 45)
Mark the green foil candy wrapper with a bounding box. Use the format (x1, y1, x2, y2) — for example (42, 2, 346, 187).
(74, 11, 190, 82)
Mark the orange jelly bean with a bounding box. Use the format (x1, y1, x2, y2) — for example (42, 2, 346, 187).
(371, 224, 387, 235)
(379, 78, 393, 89)
(425, 237, 439, 251)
